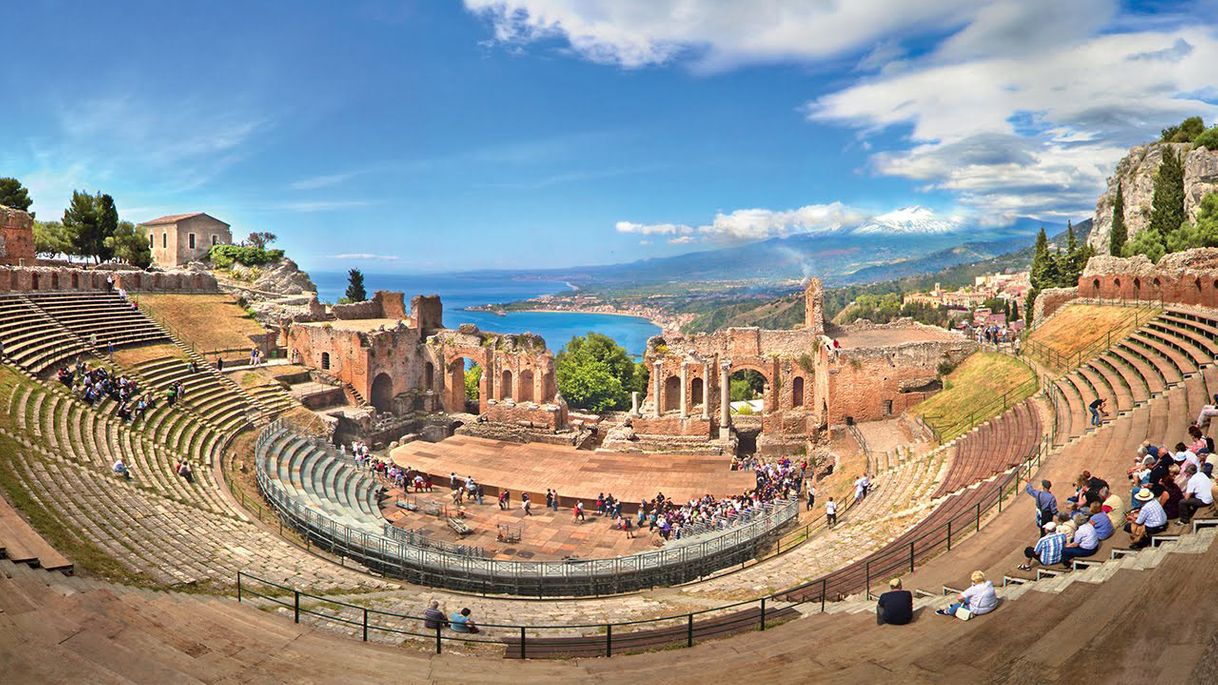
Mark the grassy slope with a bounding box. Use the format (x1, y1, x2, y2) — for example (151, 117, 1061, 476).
(912, 352, 1037, 441)
(1025, 303, 1158, 371)
(137, 293, 267, 353)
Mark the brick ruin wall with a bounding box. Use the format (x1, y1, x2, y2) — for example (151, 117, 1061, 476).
(285, 300, 567, 431)
(826, 339, 975, 426)
(0, 265, 218, 292)
(0, 205, 35, 265)
(1030, 249, 1218, 327)
(332, 291, 408, 321)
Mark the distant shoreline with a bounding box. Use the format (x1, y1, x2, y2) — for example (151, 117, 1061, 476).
(462, 304, 670, 335)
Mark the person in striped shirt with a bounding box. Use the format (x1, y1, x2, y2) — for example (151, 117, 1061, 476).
(1019, 522, 1066, 570)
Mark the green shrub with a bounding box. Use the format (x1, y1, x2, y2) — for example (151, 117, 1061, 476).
(1195, 126, 1218, 151)
(208, 244, 284, 268)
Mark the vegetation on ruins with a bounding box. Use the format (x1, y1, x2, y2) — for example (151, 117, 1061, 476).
(555, 333, 647, 413)
(729, 369, 766, 402)
(343, 268, 367, 303)
(208, 243, 284, 269)
(1109, 181, 1127, 256)
(0, 177, 33, 212)
(464, 363, 482, 401)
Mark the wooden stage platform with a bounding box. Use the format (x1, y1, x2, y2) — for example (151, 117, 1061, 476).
(389, 435, 754, 510)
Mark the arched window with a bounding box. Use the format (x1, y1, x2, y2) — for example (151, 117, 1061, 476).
(162, 232, 168, 249)
(211, 234, 219, 246)
(501, 370, 513, 400)
(321, 352, 331, 370)
(792, 376, 805, 407)
(663, 376, 681, 412)
(424, 362, 434, 390)
(1092, 278, 1100, 292)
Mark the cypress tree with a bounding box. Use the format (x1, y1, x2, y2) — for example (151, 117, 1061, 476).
(1109, 181, 1127, 256)
(1030, 227, 1052, 290)
(1148, 147, 1186, 239)
(345, 268, 367, 302)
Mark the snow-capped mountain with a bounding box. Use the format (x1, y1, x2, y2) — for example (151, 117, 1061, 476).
(851, 206, 963, 235)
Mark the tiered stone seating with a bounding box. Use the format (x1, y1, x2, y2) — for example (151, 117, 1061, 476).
(1050, 308, 1218, 443)
(0, 295, 91, 373)
(25, 291, 168, 351)
(259, 429, 383, 532)
(0, 491, 72, 573)
(133, 356, 259, 437)
(933, 399, 1041, 497)
(8, 378, 232, 515)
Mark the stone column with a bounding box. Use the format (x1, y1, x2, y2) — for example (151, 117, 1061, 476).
(701, 362, 710, 420)
(653, 361, 663, 418)
(679, 360, 689, 419)
(719, 360, 731, 433)
(630, 391, 639, 416)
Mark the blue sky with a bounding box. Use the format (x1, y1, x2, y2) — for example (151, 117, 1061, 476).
(3, 0, 1216, 272)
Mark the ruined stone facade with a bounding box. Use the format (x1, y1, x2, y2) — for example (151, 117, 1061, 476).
(1088, 143, 1218, 256)
(0, 265, 217, 292)
(0, 205, 35, 266)
(636, 279, 973, 455)
(1028, 249, 1218, 327)
(285, 291, 567, 431)
(138, 212, 232, 268)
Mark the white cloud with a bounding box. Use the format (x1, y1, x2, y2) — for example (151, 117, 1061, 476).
(464, 0, 979, 70)
(810, 18, 1218, 221)
(615, 220, 694, 236)
(329, 253, 400, 261)
(667, 235, 696, 245)
(699, 203, 869, 242)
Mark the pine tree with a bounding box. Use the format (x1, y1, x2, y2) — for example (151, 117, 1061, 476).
(1109, 181, 1127, 256)
(1030, 227, 1053, 290)
(1148, 147, 1186, 239)
(345, 268, 367, 302)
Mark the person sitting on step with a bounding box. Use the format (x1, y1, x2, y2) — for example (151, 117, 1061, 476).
(1125, 488, 1167, 548)
(936, 571, 997, 619)
(876, 577, 914, 626)
(1019, 521, 1066, 571)
(449, 607, 479, 634)
(1088, 501, 1114, 541)
(1195, 394, 1218, 429)
(1061, 515, 1100, 564)
(1178, 463, 1215, 526)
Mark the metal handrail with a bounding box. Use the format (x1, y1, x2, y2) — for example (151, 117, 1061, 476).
(253, 420, 801, 597)
(238, 433, 1051, 657)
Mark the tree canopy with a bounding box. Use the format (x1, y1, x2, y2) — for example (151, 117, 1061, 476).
(1109, 182, 1127, 256)
(0, 177, 32, 212)
(555, 333, 646, 413)
(63, 191, 118, 263)
(104, 220, 153, 267)
(345, 268, 367, 302)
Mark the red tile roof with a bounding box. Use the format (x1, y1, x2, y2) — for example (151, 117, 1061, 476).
(138, 212, 228, 227)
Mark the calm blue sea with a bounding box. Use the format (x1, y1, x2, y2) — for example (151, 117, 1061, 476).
(310, 271, 660, 357)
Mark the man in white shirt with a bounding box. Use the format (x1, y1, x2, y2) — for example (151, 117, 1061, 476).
(1061, 520, 1099, 563)
(1179, 464, 1215, 525)
(825, 498, 837, 527)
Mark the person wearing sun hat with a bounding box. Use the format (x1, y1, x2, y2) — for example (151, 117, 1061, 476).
(1125, 487, 1167, 548)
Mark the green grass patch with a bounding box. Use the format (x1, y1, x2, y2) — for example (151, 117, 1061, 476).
(913, 352, 1036, 442)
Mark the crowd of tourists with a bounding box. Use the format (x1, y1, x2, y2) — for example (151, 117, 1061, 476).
(57, 360, 163, 423)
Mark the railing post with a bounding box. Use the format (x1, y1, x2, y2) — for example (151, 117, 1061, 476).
(976, 503, 981, 532)
(821, 578, 827, 612)
(237, 572, 242, 602)
(909, 541, 915, 573)
(520, 626, 527, 659)
(865, 561, 871, 598)
(947, 521, 953, 551)
(435, 625, 442, 654)
(760, 597, 767, 631)
(687, 614, 694, 647)
(293, 590, 300, 623)
(606, 624, 613, 657)
(362, 608, 368, 642)
(998, 483, 1004, 512)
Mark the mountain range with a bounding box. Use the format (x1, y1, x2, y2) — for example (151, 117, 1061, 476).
(512, 214, 1068, 288)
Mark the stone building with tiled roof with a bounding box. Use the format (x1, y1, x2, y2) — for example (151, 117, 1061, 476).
(138, 212, 231, 268)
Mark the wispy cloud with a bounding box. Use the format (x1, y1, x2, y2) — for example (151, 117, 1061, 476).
(329, 252, 400, 261)
(289, 172, 361, 190)
(263, 199, 376, 212)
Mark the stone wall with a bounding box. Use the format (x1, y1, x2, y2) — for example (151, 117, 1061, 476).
(826, 340, 974, 426)
(0, 265, 217, 292)
(0, 205, 35, 266)
(1089, 142, 1218, 255)
(803, 277, 825, 334)
(332, 291, 408, 321)
(1031, 287, 1079, 327)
